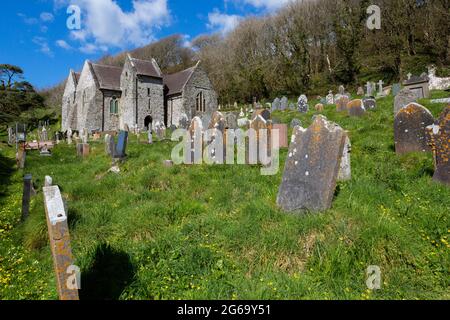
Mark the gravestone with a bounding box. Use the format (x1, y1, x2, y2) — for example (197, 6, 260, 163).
(43, 185, 79, 300)
(208, 111, 226, 133)
(290, 118, 302, 128)
(338, 136, 352, 181)
(105, 134, 115, 156)
(272, 98, 281, 111)
(225, 113, 238, 129)
(377, 80, 385, 97)
(338, 85, 345, 95)
(392, 83, 401, 97)
(347, 99, 366, 117)
(114, 131, 128, 159)
(76, 143, 89, 158)
(365, 82, 374, 97)
(315, 103, 324, 112)
(40, 144, 52, 157)
(277, 115, 346, 212)
(147, 129, 153, 144)
(336, 96, 349, 112)
(426, 106, 450, 185)
(7, 127, 14, 145)
(41, 127, 48, 142)
(179, 114, 189, 129)
(326, 91, 334, 105)
(155, 121, 166, 140)
(252, 109, 271, 122)
(362, 97, 377, 110)
(67, 129, 72, 145)
(272, 124, 288, 148)
(81, 128, 88, 144)
(298, 95, 309, 113)
(357, 87, 364, 96)
(394, 88, 417, 115)
(188, 117, 204, 164)
(289, 102, 296, 111)
(124, 124, 130, 132)
(280, 97, 288, 111)
(394, 103, 435, 154)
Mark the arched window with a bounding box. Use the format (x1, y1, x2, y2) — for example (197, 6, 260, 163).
(110, 97, 119, 114)
(196, 92, 206, 112)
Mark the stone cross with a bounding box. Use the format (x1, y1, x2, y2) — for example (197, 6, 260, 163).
(378, 80, 384, 94)
(407, 73, 412, 80)
(277, 115, 347, 212)
(394, 103, 435, 154)
(426, 106, 450, 185)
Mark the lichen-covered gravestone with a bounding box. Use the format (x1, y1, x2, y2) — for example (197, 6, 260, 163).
(315, 103, 324, 112)
(362, 97, 376, 110)
(394, 103, 435, 154)
(347, 99, 366, 117)
(272, 98, 281, 112)
(394, 88, 417, 115)
(357, 87, 365, 96)
(225, 113, 238, 129)
(336, 96, 349, 112)
(426, 106, 450, 185)
(297, 95, 309, 113)
(277, 115, 347, 212)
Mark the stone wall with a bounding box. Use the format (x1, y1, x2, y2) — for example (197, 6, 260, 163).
(167, 95, 183, 127)
(120, 59, 137, 130)
(103, 90, 121, 131)
(136, 75, 164, 131)
(182, 66, 218, 121)
(61, 71, 77, 132)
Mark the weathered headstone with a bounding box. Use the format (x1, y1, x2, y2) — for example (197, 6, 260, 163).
(114, 131, 128, 159)
(392, 83, 401, 97)
(155, 121, 166, 140)
(272, 124, 288, 148)
(336, 96, 349, 112)
(357, 87, 365, 96)
(362, 97, 376, 110)
(67, 128, 72, 145)
(225, 113, 238, 129)
(280, 97, 288, 111)
(105, 134, 115, 155)
(315, 103, 324, 112)
(252, 109, 271, 122)
(298, 95, 309, 113)
(426, 106, 450, 185)
(43, 185, 79, 300)
(41, 127, 48, 142)
(272, 98, 281, 111)
(208, 111, 226, 133)
(21, 174, 32, 222)
(290, 118, 302, 128)
(277, 115, 346, 212)
(76, 143, 89, 158)
(338, 136, 352, 181)
(7, 127, 14, 145)
(365, 82, 374, 97)
(147, 129, 153, 145)
(289, 102, 296, 110)
(377, 80, 385, 97)
(338, 85, 345, 95)
(326, 91, 334, 105)
(347, 99, 366, 117)
(394, 103, 435, 154)
(179, 114, 189, 129)
(394, 88, 417, 115)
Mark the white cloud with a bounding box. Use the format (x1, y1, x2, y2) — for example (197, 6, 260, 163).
(40, 12, 55, 22)
(207, 10, 242, 34)
(55, 0, 171, 52)
(33, 37, 54, 57)
(18, 13, 38, 25)
(56, 40, 72, 50)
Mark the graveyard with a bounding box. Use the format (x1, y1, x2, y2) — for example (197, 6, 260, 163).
(0, 90, 449, 300)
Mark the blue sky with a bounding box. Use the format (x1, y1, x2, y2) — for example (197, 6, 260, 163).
(0, 0, 291, 89)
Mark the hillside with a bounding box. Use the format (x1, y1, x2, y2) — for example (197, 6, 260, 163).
(0, 92, 448, 300)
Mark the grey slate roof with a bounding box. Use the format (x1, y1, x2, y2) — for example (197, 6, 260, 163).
(131, 58, 162, 78)
(163, 66, 197, 96)
(91, 63, 122, 91)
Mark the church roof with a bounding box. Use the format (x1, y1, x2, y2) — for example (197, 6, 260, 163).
(130, 57, 162, 78)
(90, 63, 122, 91)
(163, 65, 197, 96)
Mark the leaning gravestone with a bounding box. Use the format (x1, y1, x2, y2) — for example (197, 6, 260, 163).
(362, 97, 377, 110)
(280, 97, 288, 111)
(298, 95, 309, 113)
(394, 88, 417, 115)
(272, 98, 281, 112)
(113, 131, 128, 160)
(347, 99, 366, 117)
(277, 115, 347, 212)
(336, 96, 349, 112)
(394, 103, 435, 155)
(426, 106, 450, 185)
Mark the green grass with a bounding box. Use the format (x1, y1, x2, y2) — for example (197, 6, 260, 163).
(0, 92, 449, 300)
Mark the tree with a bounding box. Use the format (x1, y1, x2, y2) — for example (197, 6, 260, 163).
(0, 64, 24, 89)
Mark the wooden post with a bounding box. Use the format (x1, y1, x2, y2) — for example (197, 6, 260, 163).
(21, 174, 32, 222)
(43, 185, 79, 300)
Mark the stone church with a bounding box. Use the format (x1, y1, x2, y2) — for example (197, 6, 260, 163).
(62, 54, 218, 133)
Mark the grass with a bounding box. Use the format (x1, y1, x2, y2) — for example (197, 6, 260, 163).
(0, 92, 449, 300)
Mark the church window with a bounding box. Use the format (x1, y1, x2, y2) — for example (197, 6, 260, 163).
(196, 91, 206, 112)
(110, 97, 119, 114)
